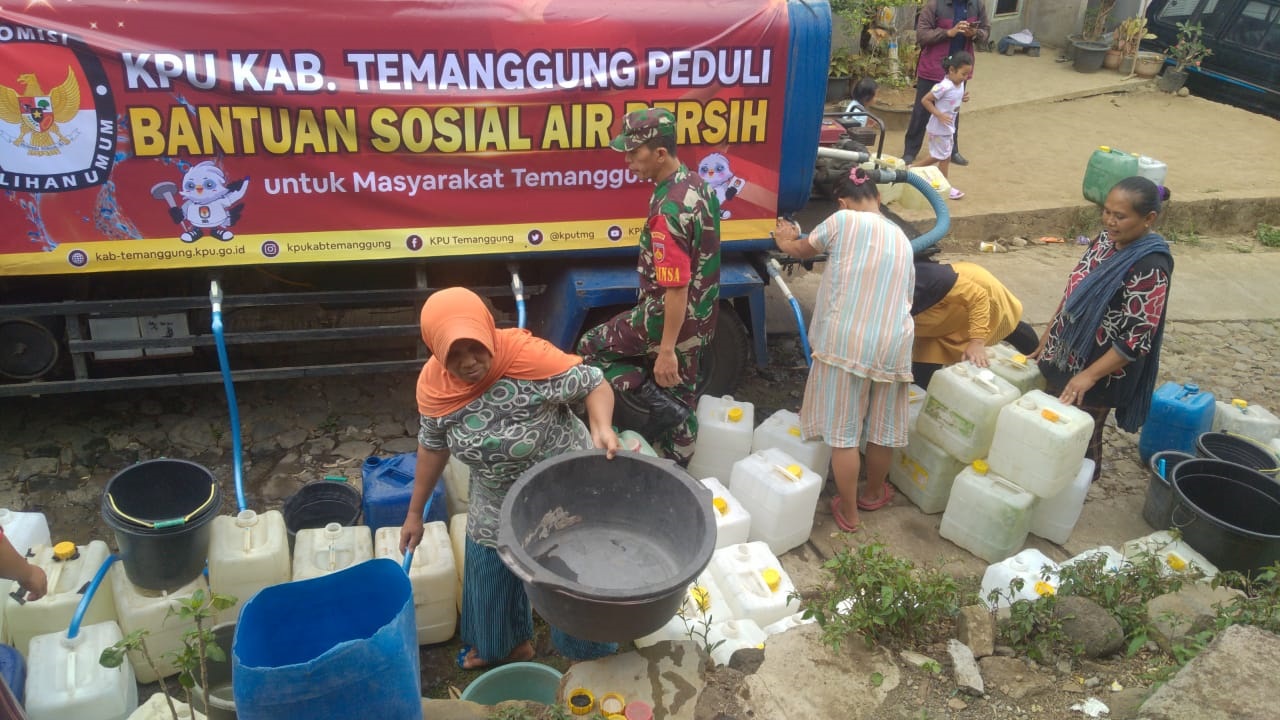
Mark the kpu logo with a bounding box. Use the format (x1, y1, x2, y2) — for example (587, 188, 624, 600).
(0, 25, 117, 192)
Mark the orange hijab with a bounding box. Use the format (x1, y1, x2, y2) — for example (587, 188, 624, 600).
(416, 287, 582, 417)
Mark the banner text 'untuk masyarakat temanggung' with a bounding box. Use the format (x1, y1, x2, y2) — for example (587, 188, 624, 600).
(0, 0, 789, 276)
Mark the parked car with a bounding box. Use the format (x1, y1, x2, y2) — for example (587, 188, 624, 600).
(1146, 0, 1280, 118)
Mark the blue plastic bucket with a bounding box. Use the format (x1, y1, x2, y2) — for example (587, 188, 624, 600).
(232, 559, 421, 720)
(459, 662, 563, 706)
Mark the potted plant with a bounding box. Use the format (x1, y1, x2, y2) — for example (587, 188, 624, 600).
(1159, 21, 1212, 92)
(100, 590, 238, 720)
(1073, 0, 1116, 73)
(827, 48, 858, 103)
(1115, 15, 1156, 75)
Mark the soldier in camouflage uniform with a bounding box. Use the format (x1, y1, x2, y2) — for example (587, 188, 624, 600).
(578, 108, 721, 463)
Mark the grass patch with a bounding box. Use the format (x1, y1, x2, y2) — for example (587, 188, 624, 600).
(1257, 222, 1280, 248)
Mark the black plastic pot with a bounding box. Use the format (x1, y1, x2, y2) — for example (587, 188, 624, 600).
(1157, 68, 1188, 93)
(497, 450, 715, 642)
(102, 459, 222, 591)
(193, 622, 237, 720)
(1072, 41, 1109, 73)
(1195, 432, 1280, 478)
(282, 481, 362, 551)
(1143, 450, 1195, 530)
(1171, 458, 1280, 575)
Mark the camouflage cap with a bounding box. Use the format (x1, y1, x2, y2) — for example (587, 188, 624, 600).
(610, 108, 677, 151)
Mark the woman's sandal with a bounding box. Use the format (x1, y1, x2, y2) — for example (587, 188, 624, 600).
(856, 483, 895, 512)
(830, 495, 860, 533)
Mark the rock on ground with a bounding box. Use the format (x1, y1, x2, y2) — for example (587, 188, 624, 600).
(1146, 583, 1243, 654)
(947, 639, 984, 696)
(1053, 596, 1124, 658)
(1138, 624, 1280, 720)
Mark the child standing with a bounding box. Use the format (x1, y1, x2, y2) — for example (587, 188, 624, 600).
(912, 51, 973, 200)
(772, 168, 915, 533)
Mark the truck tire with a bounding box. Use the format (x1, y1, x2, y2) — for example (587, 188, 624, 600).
(611, 304, 751, 434)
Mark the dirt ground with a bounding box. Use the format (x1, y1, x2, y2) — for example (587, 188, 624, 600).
(5, 230, 1277, 718)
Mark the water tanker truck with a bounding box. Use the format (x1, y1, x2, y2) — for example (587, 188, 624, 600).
(0, 0, 942, 399)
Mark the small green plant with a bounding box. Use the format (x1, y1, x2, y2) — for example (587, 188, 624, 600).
(100, 630, 177, 719)
(921, 659, 942, 674)
(1166, 227, 1202, 246)
(679, 604, 727, 666)
(870, 670, 885, 687)
(990, 579, 1070, 664)
(1058, 548, 1199, 653)
(798, 541, 962, 650)
(1212, 563, 1280, 634)
(99, 589, 237, 720)
(1168, 21, 1212, 72)
(1256, 223, 1280, 248)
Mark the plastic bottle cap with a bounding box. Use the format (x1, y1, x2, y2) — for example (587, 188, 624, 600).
(690, 585, 712, 612)
(624, 700, 654, 720)
(1099, 145, 1110, 152)
(1233, 398, 1249, 409)
(53, 541, 77, 560)
(1011, 353, 1028, 366)
(1184, 383, 1199, 393)
(727, 407, 744, 422)
(599, 694, 627, 715)
(235, 509, 260, 528)
(713, 496, 729, 515)
(567, 688, 595, 715)
(788, 425, 802, 437)
(1041, 408, 1061, 423)
(972, 459, 989, 474)
(761, 568, 782, 591)
(323, 522, 343, 539)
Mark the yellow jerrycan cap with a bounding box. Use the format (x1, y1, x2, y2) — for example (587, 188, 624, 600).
(787, 425, 802, 437)
(727, 406, 744, 422)
(713, 496, 730, 515)
(761, 568, 782, 592)
(971, 459, 990, 474)
(567, 688, 595, 715)
(53, 541, 78, 561)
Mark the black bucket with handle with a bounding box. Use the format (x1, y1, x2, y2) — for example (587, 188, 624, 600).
(1195, 431, 1280, 478)
(1144, 450, 1195, 530)
(102, 459, 222, 591)
(1170, 458, 1280, 575)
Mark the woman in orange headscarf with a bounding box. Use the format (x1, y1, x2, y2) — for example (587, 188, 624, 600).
(400, 287, 620, 670)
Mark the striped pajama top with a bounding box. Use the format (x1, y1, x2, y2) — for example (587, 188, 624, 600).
(806, 209, 915, 381)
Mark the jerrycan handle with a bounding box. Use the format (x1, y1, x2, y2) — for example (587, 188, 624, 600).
(971, 369, 1001, 395)
(771, 464, 802, 482)
(991, 476, 1026, 497)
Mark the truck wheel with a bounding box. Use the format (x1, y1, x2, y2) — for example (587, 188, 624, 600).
(611, 304, 751, 434)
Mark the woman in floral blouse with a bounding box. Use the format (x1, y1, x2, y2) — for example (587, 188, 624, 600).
(1032, 176, 1173, 482)
(399, 287, 620, 670)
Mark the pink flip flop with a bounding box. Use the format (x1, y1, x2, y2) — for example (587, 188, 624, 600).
(856, 483, 895, 512)
(830, 495, 859, 533)
(949, 187, 965, 200)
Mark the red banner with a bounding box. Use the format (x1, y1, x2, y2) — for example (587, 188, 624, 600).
(0, 0, 790, 276)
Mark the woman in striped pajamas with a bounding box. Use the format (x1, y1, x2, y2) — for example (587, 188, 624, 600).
(399, 287, 620, 670)
(773, 167, 916, 533)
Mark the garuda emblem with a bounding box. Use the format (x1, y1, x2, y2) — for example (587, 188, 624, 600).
(0, 68, 80, 156)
